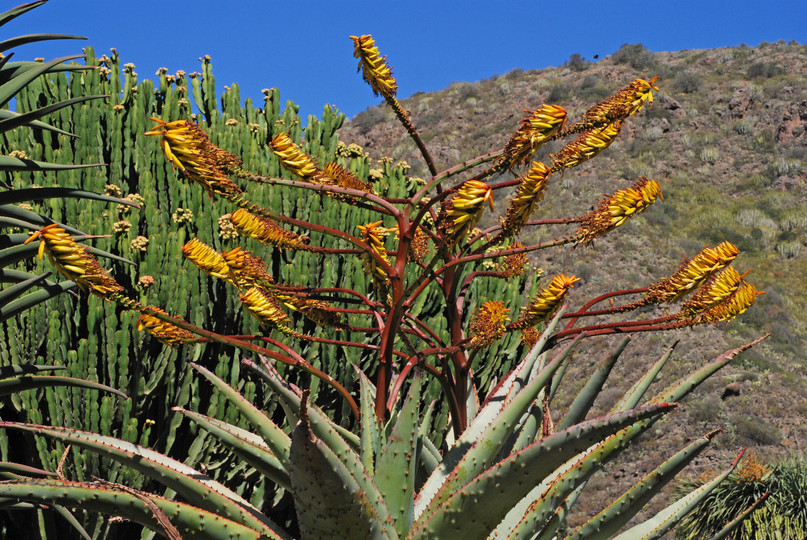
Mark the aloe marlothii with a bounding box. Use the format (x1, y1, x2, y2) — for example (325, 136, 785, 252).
(0, 319, 766, 538)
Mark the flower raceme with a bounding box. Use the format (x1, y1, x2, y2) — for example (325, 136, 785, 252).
(679, 266, 744, 318)
(565, 76, 660, 134)
(229, 208, 311, 250)
(499, 105, 567, 169)
(182, 238, 230, 281)
(517, 274, 580, 327)
(270, 132, 323, 183)
(646, 241, 740, 304)
(240, 286, 291, 328)
(136, 307, 196, 347)
(24, 224, 123, 299)
(468, 301, 511, 349)
(356, 221, 391, 282)
(444, 180, 494, 245)
(501, 161, 551, 235)
(350, 34, 398, 100)
(550, 121, 623, 172)
(145, 118, 242, 198)
(576, 177, 662, 244)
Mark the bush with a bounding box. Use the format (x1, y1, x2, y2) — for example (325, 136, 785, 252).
(611, 43, 656, 70)
(564, 53, 589, 72)
(673, 72, 703, 94)
(746, 62, 785, 79)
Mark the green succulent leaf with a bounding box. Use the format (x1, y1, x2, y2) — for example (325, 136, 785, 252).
(0, 478, 274, 540)
(0, 375, 127, 398)
(290, 393, 398, 540)
(613, 450, 745, 540)
(189, 362, 291, 468)
(0, 155, 102, 172)
(709, 493, 769, 540)
(557, 336, 629, 430)
(611, 341, 676, 412)
(0, 422, 284, 537)
(409, 404, 675, 539)
(0, 188, 134, 208)
(376, 374, 422, 536)
(174, 408, 290, 489)
(0, 270, 51, 304)
(0, 33, 86, 55)
(357, 367, 380, 475)
(0, 2, 48, 28)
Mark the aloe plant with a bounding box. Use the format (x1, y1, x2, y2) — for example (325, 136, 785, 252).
(0, 317, 766, 538)
(1, 29, 769, 538)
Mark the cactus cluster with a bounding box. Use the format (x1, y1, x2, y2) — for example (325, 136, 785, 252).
(0, 13, 770, 539)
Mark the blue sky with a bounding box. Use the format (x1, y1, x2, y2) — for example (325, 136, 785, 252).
(8, 0, 807, 121)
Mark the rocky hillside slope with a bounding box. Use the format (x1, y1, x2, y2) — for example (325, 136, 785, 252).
(337, 41, 807, 525)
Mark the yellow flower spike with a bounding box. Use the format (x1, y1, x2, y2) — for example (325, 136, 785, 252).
(350, 34, 398, 100)
(576, 177, 662, 244)
(24, 224, 124, 299)
(323, 162, 375, 195)
(500, 105, 567, 169)
(229, 208, 311, 250)
(500, 161, 551, 235)
(145, 118, 242, 198)
(468, 301, 511, 349)
(181, 238, 230, 281)
(499, 244, 528, 278)
(274, 294, 345, 330)
(680, 266, 744, 317)
(356, 220, 391, 282)
(445, 180, 493, 244)
(694, 282, 762, 324)
(550, 121, 622, 172)
(645, 241, 740, 304)
(240, 286, 291, 327)
(137, 307, 197, 347)
(568, 76, 660, 133)
(518, 274, 580, 327)
(222, 247, 275, 290)
(270, 132, 325, 183)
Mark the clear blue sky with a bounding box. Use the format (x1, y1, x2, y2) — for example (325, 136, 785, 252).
(8, 0, 806, 121)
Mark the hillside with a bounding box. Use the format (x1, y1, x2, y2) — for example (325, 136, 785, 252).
(337, 41, 807, 525)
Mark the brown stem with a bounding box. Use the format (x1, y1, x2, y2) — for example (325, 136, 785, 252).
(562, 287, 649, 330)
(386, 96, 438, 177)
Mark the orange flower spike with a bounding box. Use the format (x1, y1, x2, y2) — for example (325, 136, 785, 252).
(229, 208, 310, 250)
(182, 238, 230, 281)
(468, 301, 511, 349)
(680, 266, 744, 317)
(446, 180, 494, 242)
(350, 34, 398, 100)
(550, 121, 622, 172)
(695, 282, 762, 324)
(646, 241, 740, 303)
(137, 307, 197, 347)
(270, 132, 323, 183)
(356, 220, 391, 282)
(577, 177, 662, 243)
(501, 161, 551, 235)
(573, 76, 660, 132)
(519, 274, 580, 326)
(240, 287, 291, 327)
(501, 105, 567, 168)
(24, 224, 124, 298)
(222, 247, 275, 290)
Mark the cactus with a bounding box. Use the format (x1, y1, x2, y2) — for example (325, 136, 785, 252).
(0, 29, 769, 538)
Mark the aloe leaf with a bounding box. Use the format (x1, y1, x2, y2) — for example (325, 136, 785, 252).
(357, 367, 380, 475)
(0, 2, 46, 27)
(417, 400, 440, 475)
(189, 362, 290, 467)
(0, 34, 86, 54)
(244, 357, 361, 449)
(0, 54, 84, 107)
(0, 205, 83, 234)
(709, 493, 769, 540)
(563, 430, 717, 539)
(0, 478, 272, 539)
(0, 188, 135, 208)
(0, 155, 102, 172)
(0, 109, 77, 137)
(0, 282, 76, 321)
(0, 422, 284, 536)
(174, 408, 290, 490)
(557, 336, 630, 430)
(648, 335, 768, 406)
(0, 375, 127, 398)
(49, 503, 93, 540)
(415, 333, 581, 520)
(409, 404, 675, 539)
(0, 364, 65, 377)
(0, 462, 55, 478)
(376, 374, 421, 536)
(0, 271, 49, 305)
(290, 394, 398, 540)
(611, 341, 676, 412)
(613, 450, 745, 540)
